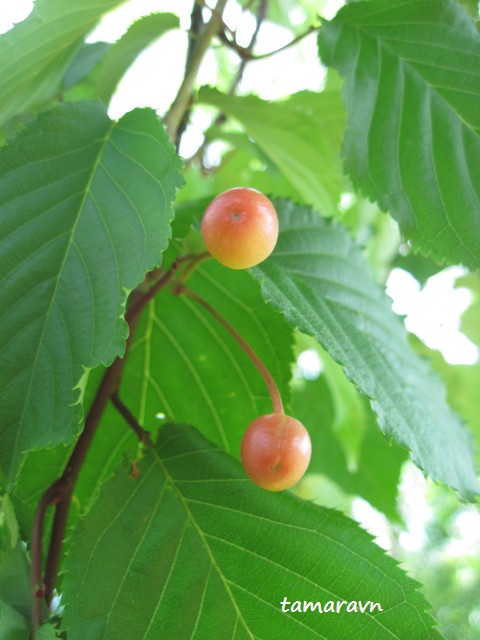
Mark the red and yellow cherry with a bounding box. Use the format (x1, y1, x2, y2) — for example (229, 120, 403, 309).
(201, 187, 279, 269)
(241, 413, 311, 491)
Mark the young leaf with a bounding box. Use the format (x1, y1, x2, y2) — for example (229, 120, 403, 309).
(62, 423, 441, 640)
(199, 87, 344, 217)
(252, 200, 479, 499)
(0, 102, 183, 487)
(0, 0, 125, 126)
(318, 0, 480, 269)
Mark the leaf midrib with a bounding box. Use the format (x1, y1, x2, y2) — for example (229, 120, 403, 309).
(150, 446, 256, 640)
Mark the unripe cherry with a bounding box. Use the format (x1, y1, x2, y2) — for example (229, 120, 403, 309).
(241, 413, 312, 491)
(201, 187, 279, 269)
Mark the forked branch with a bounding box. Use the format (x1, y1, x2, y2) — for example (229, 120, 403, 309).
(30, 258, 192, 630)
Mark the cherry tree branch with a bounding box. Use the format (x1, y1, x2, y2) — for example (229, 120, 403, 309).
(218, 25, 318, 61)
(164, 0, 229, 145)
(185, 0, 268, 171)
(30, 258, 189, 630)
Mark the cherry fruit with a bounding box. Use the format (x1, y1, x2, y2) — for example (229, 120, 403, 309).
(201, 187, 279, 269)
(241, 413, 311, 491)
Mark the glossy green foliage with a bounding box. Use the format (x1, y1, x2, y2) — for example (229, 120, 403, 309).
(292, 352, 408, 520)
(121, 262, 294, 454)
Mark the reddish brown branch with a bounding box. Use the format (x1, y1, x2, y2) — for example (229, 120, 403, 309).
(110, 392, 151, 442)
(30, 258, 188, 630)
(40, 312, 141, 609)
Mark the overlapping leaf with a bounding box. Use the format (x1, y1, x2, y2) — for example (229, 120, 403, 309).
(0, 101, 183, 486)
(252, 200, 479, 499)
(318, 0, 480, 269)
(0, 0, 125, 126)
(62, 423, 441, 640)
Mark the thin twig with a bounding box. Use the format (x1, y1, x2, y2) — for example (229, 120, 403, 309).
(30, 256, 188, 629)
(186, 0, 268, 171)
(218, 24, 318, 61)
(175, 2, 205, 146)
(111, 392, 151, 442)
(125, 258, 186, 324)
(193, 0, 236, 39)
(228, 0, 267, 95)
(164, 0, 229, 145)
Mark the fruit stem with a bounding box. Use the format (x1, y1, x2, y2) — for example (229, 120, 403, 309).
(178, 285, 284, 415)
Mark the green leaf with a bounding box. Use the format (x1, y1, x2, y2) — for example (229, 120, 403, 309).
(9, 367, 138, 594)
(0, 544, 30, 621)
(0, 599, 29, 640)
(292, 373, 407, 520)
(410, 335, 480, 457)
(0, 0, 126, 126)
(252, 200, 479, 499)
(0, 496, 19, 549)
(318, 0, 480, 269)
(120, 261, 294, 457)
(0, 101, 183, 487)
(211, 134, 303, 203)
(62, 42, 112, 91)
(62, 423, 441, 640)
(198, 87, 345, 216)
(319, 348, 369, 469)
(38, 624, 61, 640)
(457, 0, 480, 18)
